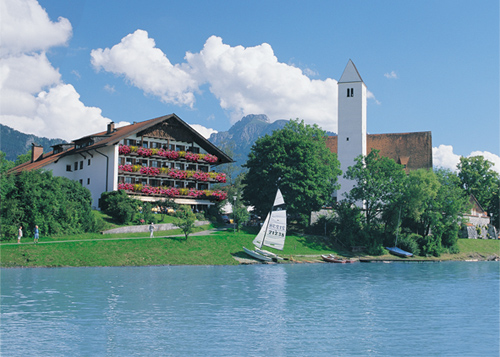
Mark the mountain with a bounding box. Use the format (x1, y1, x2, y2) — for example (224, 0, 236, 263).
(208, 114, 289, 170)
(0, 124, 66, 161)
(208, 114, 336, 172)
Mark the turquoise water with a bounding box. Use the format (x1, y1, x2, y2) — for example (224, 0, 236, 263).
(1, 262, 498, 356)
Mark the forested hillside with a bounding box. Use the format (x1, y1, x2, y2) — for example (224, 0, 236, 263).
(0, 124, 66, 161)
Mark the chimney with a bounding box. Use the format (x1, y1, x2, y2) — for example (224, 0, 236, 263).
(31, 143, 43, 162)
(107, 122, 115, 134)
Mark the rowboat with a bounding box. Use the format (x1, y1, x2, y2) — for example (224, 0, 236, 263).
(321, 254, 355, 263)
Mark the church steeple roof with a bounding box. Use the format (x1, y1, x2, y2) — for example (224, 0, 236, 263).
(338, 59, 363, 83)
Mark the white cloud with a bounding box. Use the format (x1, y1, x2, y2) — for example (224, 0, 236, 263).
(0, 0, 114, 141)
(91, 30, 198, 107)
(91, 32, 339, 132)
(433, 145, 461, 172)
(104, 84, 116, 93)
(384, 71, 398, 79)
(0, 0, 72, 56)
(433, 145, 500, 174)
(366, 90, 381, 105)
(189, 124, 218, 139)
(469, 150, 500, 174)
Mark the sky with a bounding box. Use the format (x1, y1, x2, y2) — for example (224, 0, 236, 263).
(1, 0, 499, 173)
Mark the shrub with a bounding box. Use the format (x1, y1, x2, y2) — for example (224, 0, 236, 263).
(416, 234, 442, 257)
(397, 233, 421, 256)
(100, 190, 138, 224)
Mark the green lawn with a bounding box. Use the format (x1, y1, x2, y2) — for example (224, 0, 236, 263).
(1, 228, 498, 267)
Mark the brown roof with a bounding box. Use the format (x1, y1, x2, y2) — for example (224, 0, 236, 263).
(325, 131, 433, 172)
(7, 114, 233, 175)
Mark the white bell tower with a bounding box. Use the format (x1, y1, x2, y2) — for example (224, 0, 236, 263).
(337, 59, 367, 202)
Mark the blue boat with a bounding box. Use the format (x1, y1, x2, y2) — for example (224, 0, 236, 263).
(385, 246, 413, 258)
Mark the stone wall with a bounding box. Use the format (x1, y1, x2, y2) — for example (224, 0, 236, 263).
(102, 220, 210, 234)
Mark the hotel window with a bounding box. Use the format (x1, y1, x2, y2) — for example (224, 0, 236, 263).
(187, 164, 196, 171)
(198, 183, 208, 190)
(199, 165, 209, 172)
(80, 161, 83, 170)
(151, 161, 159, 168)
(66, 165, 71, 172)
(79, 179, 83, 185)
(347, 88, 354, 97)
(87, 178, 90, 185)
(88, 159, 91, 166)
(176, 145, 185, 152)
(74, 162, 78, 171)
(191, 147, 200, 154)
(169, 144, 175, 151)
(175, 181, 184, 188)
(125, 177, 132, 184)
(175, 163, 184, 170)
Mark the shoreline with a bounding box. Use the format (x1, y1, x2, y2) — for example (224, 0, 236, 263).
(1, 228, 499, 268)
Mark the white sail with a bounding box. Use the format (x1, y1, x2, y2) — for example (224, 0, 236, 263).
(252, 213, 270, 248)
(251, 189, 287, 251)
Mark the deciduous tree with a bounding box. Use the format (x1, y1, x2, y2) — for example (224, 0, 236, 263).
(174, 205, 196, 239)
(243, 119, 341, 225)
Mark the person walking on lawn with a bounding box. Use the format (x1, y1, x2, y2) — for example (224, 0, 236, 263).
(149, 222, 155, 238)
(34, 225, 39, 244)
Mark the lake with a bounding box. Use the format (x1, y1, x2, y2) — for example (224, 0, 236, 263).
(1, 262, 498, 356)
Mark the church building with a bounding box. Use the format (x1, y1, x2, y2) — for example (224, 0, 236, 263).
(326, 60, 433, 201)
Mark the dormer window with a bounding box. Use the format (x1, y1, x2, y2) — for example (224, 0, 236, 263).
(347, 88, 354, 97)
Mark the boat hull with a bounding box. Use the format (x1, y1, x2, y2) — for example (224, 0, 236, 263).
(321, 255, 355, 263)
(385, 247, 413, 258)
(243, 246, 273, 262)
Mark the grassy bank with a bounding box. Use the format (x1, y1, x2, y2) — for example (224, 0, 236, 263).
(1, 227, 498, 267)
(0, 227, 334, 267)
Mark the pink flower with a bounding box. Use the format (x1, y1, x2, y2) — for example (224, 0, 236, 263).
(119, 145, 131, 155)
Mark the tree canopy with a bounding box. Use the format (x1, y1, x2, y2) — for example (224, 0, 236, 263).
(1, 170, 95, 239)
(242, 119, 341, 225)
(344, 149, 407, 230)
(457, 156, 499, 228)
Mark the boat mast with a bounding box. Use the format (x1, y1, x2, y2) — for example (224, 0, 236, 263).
(395, 206, 402, 247)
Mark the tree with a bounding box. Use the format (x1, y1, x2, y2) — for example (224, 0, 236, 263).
(174, 205, 196, 239)
(400, 169, 441, 236)
(344, 149, 407, 231)
(243, 119, 341, 226)
(100, 190, 138, 224)
(1, 170, 95, 239)
(433, 169, 470, 251)
(457, 156, 499, 213)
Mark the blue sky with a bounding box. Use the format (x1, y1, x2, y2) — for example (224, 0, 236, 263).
(1, 0, 499, 172)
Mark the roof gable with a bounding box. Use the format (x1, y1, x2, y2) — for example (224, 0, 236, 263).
(338, 59, 363, 83)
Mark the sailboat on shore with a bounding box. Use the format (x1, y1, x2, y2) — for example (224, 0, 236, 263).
(386, 207, 413, 258)
(243, 189, 286, 262)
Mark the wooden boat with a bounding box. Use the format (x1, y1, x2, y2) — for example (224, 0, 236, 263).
(321, 254, 355, 263)
(243, 189, 286, 262)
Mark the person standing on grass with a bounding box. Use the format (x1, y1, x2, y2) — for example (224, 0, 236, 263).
(149, 222, 155, 238)
(18, 226, 23, 244)
(34, 225, 39, 244)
